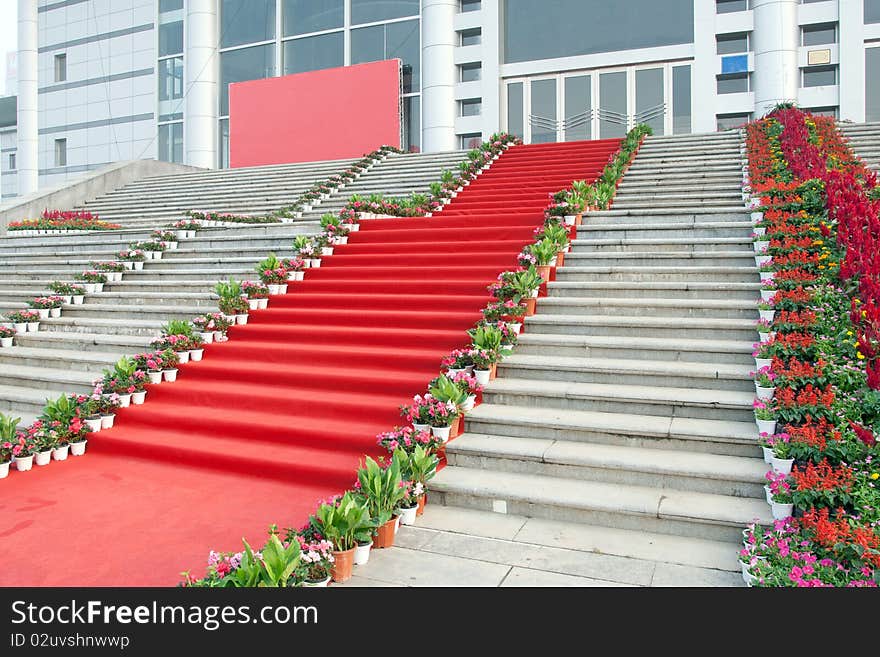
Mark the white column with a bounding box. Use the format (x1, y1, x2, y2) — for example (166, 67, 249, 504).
(17, 0, 39, 196)
(691, 0, 718, 133)
(480, 0, 500, 141)
(185, 0, 218, 169)
(421, 0, 457, 152)
(838, 0, 866, 122)
(752, 0, 800, 117)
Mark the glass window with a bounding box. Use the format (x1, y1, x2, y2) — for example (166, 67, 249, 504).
(460, 28, 481, 46)
(460, 98, 481, 116)
(636, 67, 664, 136)
(219, 118, 230, 168)
(503, 0, 695, 64)
(564, 75, 590, 141)
(802, 23, 836, 46)
(804, 106, 838, 117)
(717, 0, 749, 13)
(868, 47, 880, 121)
(221, 0, 276, 48)
(802, 65, 837, 87)
(717, 73, 749, 94)
(283, 0, 343, 36)
(717, 33, 749, 54)
(159, 123, 183, 163)
(351, 19, 420, 94)
(8, 153, 15, 170)
(283, 32, 343, 74)
(350, 0, 419, 25)
(673, 64, 692, 135)
(403, 95, 420, 152)
(461, 0, 481, 11)
(460, 63, 481, 82)
(599, 70, 627, 139)
(159, 0, 183, 12)
(507, 82, 523, 138)
(220, 44, 276, 115)
(159, 20, 183, 56)
(531, 78, 557, 143)
(54, 53, 66, 82)
(54, 138, 67, 167)
(159, 57, 184, 101)
(717, 113, 751, 130)
(867, 0, 880, 24)
(460, 133, 482, 149)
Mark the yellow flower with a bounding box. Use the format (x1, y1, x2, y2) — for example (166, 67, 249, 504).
(872, 473, 879, 480)
(857, 351, 865, 359)
(847, 331, 853, 336)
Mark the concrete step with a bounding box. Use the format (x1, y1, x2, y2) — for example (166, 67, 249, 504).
(573, 237, 752, 253)
(12, 330, 152, 353)
(514, 332, 754, 366)
(498, 353, 753, 393)
(446, 433, 766, 497)
(429, 466, 771, 542)
(480, 377, 754, 422)
(591, 208, 748, 220)
(554, 266, 758, 283)
(0, 362, 96, 394)
(562, 250, 756, 267)
(538, 295, 758, 320)
(83, 291, 217, 307)
(0, 383, 70, 416)
(35, 316, 164, 337)
(577, 221, 754, 240)
(0, 345, 124, 372)
(524, 311, 756, 341)
(546, 280, 760, 301)
(59, 302, 208, 321)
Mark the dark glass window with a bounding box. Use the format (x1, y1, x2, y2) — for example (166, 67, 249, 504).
(460, 98, 481, 116)
(507, 82, 523, 138)
(717, 73, 749, 94)
(867, 0, 880, 24)
(460, 0, 481, 11)
(503, 0, 694, 64)
(717, 113, 751, 130)
(460, 63, 481, 82)
(673, 64, 692, 135)
(159, 0, 183, 12)
(460, 28, 481, 46)
(159, 20, 183, 56)
(403, 95, 420, 152)
(283, 32, 344, 74)
(159, 123, 183, 163)
(351, 19, 420, 93)
(802, 65, 837, 87)
(716, 33, 749, 54)
(717, 0, 749, 13)
(221, 0, 276, 48)
(802, 23, 836, 46)
(868, 47, 880, 121)
(460, 133, 482, 149)
(283, 0, 344, 36)
(350, 0, 419, 25)
(159, 57, 184, 101)
(220, 44, 276, 115)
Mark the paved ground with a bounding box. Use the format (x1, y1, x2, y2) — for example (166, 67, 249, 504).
(337, 505, 743, 587)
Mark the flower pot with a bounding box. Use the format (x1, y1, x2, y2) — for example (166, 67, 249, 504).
(167, 241, 178, 250)
(100, 414, 115, 429)
(398, 504, 418, 526)
(72, 295, 85, 304)
(134, 262, 144, 270)
(761, 446, 774, 464)
(321, 247, 334, 256)
(416, 493, 426, 516)
(280, 284, 288, 294)
(117, 393, 132, 408)
(412, 422, 430, 433)
(755, 384, 774, 400)
(163, 368, 178, 382)
(35, 449, 52, 466)
(13, 322, 26, 333)
(756, 418, 776, 435)
(15, 455, 34, 471)
(85, 417, 102, 432)
(431, 425, 451, 443)
(0, 337, 12, 348)
(123, 261, 134, 270)
(489, 362, 497, 381)
(189, 349, 204, 362)
(26, 322, 39, 332)
(267, 284, 280, 295)
(176, 350, 190, 364)
(462, 395, 476, 412)
(753, 241, 769, 253)
(771, 456, 794, 475)
(176, 230, 188, 241)
(760, 290, 775, 302)
(755, 358, 772, 370)
(0, 460, 8, 479)
(303, 576, 330, 587)
(331, 546, 356, 583)
(750, 212, 763, 222)
(70, 440, 87, 457)
(764, 485, 773, 504)
(755, 255, 772, 267)
(295, 271, 304, 281)
(148, 371, 163, 384)
(213, 330, 224, 342)
(771, 501, 794, 520)
(524, 297, 537, 316)
(354, 541, 372, 566)
(153, 252, 163, 260)
(49, 307, 61, 318)
(236, 314, 248, 325)
(310, 259, 321, 268)
(83, 283, 96, 293)
(536, 265, 552, 283)
(447, 367, 464, 378)
(474, 369, 490, 386)
(36, 308, 49, 320)
(563, 215, 576, 226)
(759, 310, 775, 322)
(198, 331, 214, 344)
(247, 299, 260, 310)
(257, 298, 269, 309)
(372, 517, 397, 549)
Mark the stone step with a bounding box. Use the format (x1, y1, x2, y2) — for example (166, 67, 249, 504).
(573, 237, 752, 253)
(0, 345, 124, 372)
(546, 280, 760, 301)
(562, 250, 756, 267)
(445, 432, 766, 497)
(524, 311, 756, 341)
(578, 221, 754, 240)
(83, 291, 217, 307)
(538, 294, 758, 320)
(481, 377, 754, 422)
(12, 330, 152, 353)
(498, 353, 753, 393)
(0, 383, 69, 416)
(59, 302, 208, 321)
(617, 181, 742, 194)
(0, 362, 96, 394)
(429, 466, 771, 542)
(514, 333, 754, 366)
(34, 316, 164, 337)
(591, 207, 748, 220)
(611, 197, 744, 210)
(555, 266, 758, 283)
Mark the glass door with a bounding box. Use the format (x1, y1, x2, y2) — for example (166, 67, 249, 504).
(598, 71, 627, 138)
(530, 78, 558, 143)
(563, 74, 591, 141)
(635, 67, 665, 136)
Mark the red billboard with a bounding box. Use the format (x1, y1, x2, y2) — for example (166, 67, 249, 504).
(229, 59, 402, 168)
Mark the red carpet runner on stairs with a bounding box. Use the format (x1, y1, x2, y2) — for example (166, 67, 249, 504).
(1, 139, 621, 585)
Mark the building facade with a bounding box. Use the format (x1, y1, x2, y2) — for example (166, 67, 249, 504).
(2, 0, 880, 201)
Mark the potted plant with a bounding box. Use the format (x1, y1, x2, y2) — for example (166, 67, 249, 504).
(6, 310, 40, 333)
(753, 398, 777, 435)
(192, 315, 217, 343)
(399, 445, 438, 521)
(358, 453, 407, 549)
(753, 366, 776, 400)
(280, 258, 305, 282)
(118, 249, 147, 270)
(766, 470, 794, 520)
(470, 348, 494, 386)
(11, 432, 36, 471)
(188, 333, 205, 362)
(160, 349, 180, 382)
(295, 537, 335, 587)
(97, 391, 120, 429)
(151, 230, 178, 249)
(757, 300, 775, 322)
(0, 326, 15, 348)
(92, 261, 126, 282)
(313, 491, 374, 583)
(214, 279, 249, 324)
(27, 296, 63, 319)
(770, 433, 794, 475)
(256, 254, 289, 295)
(753, 342, 773, 370)
(528, 239, 559, 282)
(74, 270, 108, 293)
(426, 397, 458, 443)
(399, 394, 435, 433)
(441, 348, 474, 377)
(451, 371, 483, 412)
(0, 413, 19, 478)
(31, 423, 58, 466)
(241, 281, 271, 308)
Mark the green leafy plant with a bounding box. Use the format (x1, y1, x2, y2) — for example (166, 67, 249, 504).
(162, 319, 195, 337)
(357, 453, 407, 527)
(529, 238, 558, 266)
(314, 491, 374, 552)
(429, 374, 468, 407)
(0, 412, 20, 443)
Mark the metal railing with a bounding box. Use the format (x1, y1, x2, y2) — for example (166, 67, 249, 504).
(532, 103, 667, 136)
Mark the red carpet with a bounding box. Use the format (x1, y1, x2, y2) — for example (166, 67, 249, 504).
(0, 139, 621, 586)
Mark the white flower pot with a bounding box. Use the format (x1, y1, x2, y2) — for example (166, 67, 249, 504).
(757, 419, 776, 435)
(303, 576, 330, 587)
(168, 242, 178, 250)
(248, 299, 260, 310)
(761, 446, 774, 464)
(474, 369, 491, 386)
(0, 337, 12, 348)
(36, 308, 49, 319)
(236, 314, 248, 325)
(412, 423, 430, 433)
(755, 255, 772, 267)
(760, 290, 775, 302)
(189, 349, 204, 362)
(295, 271, 304, 281)
(764, 485, 773, 503)
(153, 252, 163, 260)
(176, 350, 190, 364)
(148, 371, 163, 384)
(759, 272, 774, 282)
(13, 322, 26, 333)
(431, 425, 451, 442)
(349, 223, 360, 232)
(563, 215, 576, 226)
(322, 247, 334, 256)
(85, 417, 102, 432)
(35, 449, 52, 466)
(198, 331, 214, 344)
(335, 236, 348, 245)
(60, 295, 72, 304)
(132, 390, 147, 404)
(213, 331, 224, 341)
(163, 368, 178, 382)
(755, 358, 772, 370)
(753, 228, 766, 238)
(279, 284, 288, 294)
(26, 322, 39, 332)
(176, 230, 188, 241)
(257, 298, 269, 309)
(462, 395, 476, 412)
(310, 259, 322, 268)
(750, 212, 763, 222)
(49, 307, 61, 318)
(759, 310, 775, 322)
(0, 460, 8, 478)
(771, 502, 794, 520)
(754, 241, 769, 253)
(70, 440, 87, 457)
(83, 283, 96, 293)
(398, 505, 418, 526)
(354, 542, 372, 566)
(15, 455, 34, 471)
(134, 262, 144, 270)
(72, 295, 85, 304)
(771, 457, 794, 475)
(100, 414, 115, 429)
(755, 384, 775, 400)
(123, 261, 133, 270)
(758, 331, 770, 343)
(267, 284, 281, 295)
(117, 393, 132, 408)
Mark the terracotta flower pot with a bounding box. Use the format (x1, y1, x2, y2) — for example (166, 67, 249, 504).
(372, 517, 397, 549)
(556, 251, 565, 267)
(416, 493, 427, 517)
(524, 297, 537, 316)
(489, 362, 498, 381)
(331, 546, 356, 583)
(574, 214, 583, 226)
(450, 414, 462, 439)
(536, 265, 552, 283)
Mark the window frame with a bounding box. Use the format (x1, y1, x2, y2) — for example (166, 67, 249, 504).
(54, 53, 67, 83)
(54, 138, 67, 168)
